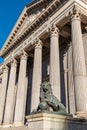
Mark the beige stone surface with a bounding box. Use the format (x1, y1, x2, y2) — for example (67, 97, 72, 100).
(50, 24, 60, 100)
(14, 52, 28, 125)
(3, 59, 17, 125)
(31, 39, 42, 112)
(26, 113, 67, 130)
(26, 113, 87, 130)
(0, 66, 9, 125)
(71, 9, 87, 114)
(0, 0, 87, 129)
(0, 126, 28, 130)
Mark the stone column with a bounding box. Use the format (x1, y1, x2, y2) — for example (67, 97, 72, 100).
(14, 51, 28, 126)
(0, 66, 9, 125)
(31, 38, 42, 112)
(3, 59, 17, 126)
(70, 7, 87, 117)
(50, 24, 61, 100)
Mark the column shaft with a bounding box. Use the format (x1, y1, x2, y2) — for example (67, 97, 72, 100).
(14, 51, 28, 125)
(50, 24, 61, 100)
(71, 8, 87, 114)
(31, 39, 42, 112)
(3, 59, 17, 125)
(0, 66, 9, 124)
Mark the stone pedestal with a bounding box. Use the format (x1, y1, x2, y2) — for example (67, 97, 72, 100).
(26, 113, 66, 130)
(26, 113, 87, 130)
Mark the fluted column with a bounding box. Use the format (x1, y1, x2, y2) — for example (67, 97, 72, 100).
(50, 24, 61, 100)
(31, 38, 42, 112)
(0, 66, 9, 125)
(70, 6, 87, 117)
(3, 59, 17, 126)
(14, 51, 28, 126)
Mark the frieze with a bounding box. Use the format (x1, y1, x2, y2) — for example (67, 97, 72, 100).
(28, 37, 32, 42)
(33, 22, 49, 39)
(23, 36, 33, 49)
(14, 44, 23, 55)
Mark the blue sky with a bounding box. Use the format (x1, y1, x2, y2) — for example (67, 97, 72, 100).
(0, 0, 32, 63)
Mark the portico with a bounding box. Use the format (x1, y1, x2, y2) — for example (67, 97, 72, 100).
(0, 0, 87, 128)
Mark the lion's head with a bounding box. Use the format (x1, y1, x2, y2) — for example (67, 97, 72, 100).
(40, 81, 52, 93)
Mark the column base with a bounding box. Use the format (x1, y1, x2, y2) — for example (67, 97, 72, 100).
(75, 111, 87, 119)
(0, 125, 2, 128)
(13, 122, 24, 127)
(2, 124, 12, 128)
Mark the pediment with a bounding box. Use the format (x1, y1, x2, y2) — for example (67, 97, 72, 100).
(16, 8, 45, 38)
(0, 0, 54, 57)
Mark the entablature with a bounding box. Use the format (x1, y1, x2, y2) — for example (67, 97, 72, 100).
(0, 0, 87, 61)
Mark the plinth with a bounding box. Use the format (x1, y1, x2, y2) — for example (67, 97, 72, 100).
(26, 112, 87, 130)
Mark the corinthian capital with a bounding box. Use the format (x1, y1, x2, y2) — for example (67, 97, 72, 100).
(3, 65, 9, 73)
(11, 59, 17, 67)
(50, 24, 59, 36)
(21, 50, 28, 60)
(69, 5, 81, 21)
(34, 38, 43, 49)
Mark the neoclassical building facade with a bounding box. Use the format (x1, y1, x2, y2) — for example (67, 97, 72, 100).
(0, 0, 87, 128)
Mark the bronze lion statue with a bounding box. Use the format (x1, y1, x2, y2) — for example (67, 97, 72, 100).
(31, 81, 67, 114)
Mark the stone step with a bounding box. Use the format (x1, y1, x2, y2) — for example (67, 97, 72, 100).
(0, 126, 28, 130)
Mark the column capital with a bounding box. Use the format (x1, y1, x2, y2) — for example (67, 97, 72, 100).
(34, 38, 43, 49)
(21, 50, 28, 60)
(50, 24, 59, 37)
(69, 5, 81, 21)
(85, 27, 87, 32)
(10, 59, 17, 67)
(3, 65, 9, 73)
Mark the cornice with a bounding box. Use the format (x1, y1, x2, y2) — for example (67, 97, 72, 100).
(26, 0, 53, 9)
